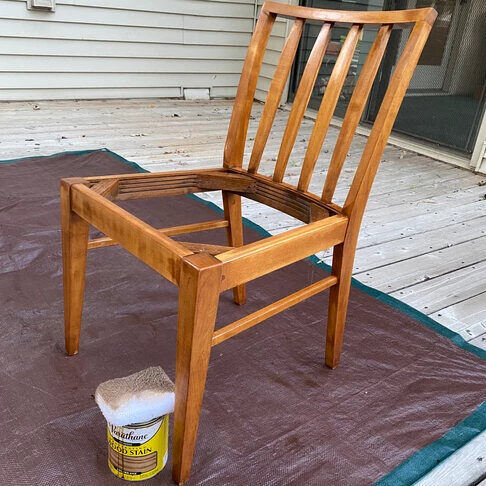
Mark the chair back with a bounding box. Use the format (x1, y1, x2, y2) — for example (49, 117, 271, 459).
(224, 2, 437, 221)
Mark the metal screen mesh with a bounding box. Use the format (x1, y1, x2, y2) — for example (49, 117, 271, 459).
(289, 0, 486, 153)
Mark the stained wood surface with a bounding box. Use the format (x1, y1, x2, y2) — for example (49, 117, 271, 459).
(177, 241, 233, 255)
(216, 214, 348, 290)
(88, 219, 229, 249)
(60, 178, 90, 356)
(90, 178, 118, 199)
(322, 24, 391, 202)
(272, 22, 331, 183)
(71, 182, 191, 285)
(248, 17, 304, 174)
(172, 253, 222, 485)
(223, 8, 275, 169)
(222, 191, 246, 304)
(263, 1, 437, 25)
(298, 24, 362, 192)
(4, 98, 484, 346)
(212, 275, 337, 345)
(59, 11, 437, 472)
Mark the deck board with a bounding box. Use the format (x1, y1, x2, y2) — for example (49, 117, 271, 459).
(1, 98, 485, 346)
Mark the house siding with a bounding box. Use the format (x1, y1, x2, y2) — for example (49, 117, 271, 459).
(0, 0, 296, 101)
(0, 0, 255, 100)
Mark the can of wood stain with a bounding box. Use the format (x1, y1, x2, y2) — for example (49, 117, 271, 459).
(107, 415, 168, 481)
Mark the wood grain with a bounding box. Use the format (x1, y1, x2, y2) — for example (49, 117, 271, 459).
(262, 1, 437, 25)
(71, 183, 191, 285)
(298, 24, 362, 192)
(178, 241, 233, 255)
(87, 219, 229, 250)
(172, 253, 222, 485)
(224, 9, 275, 169)
(61, 178, 90, 356)
(273, 22, 332, 183)
(322, 24, 391, 202)
(222, 191, 246, 304)
(248, 18, 304, 174)
(326, 20, 434, 368)
(216, 215, 348, 290)
(90, 178, 119, 199)
(212, 275, 337, 345)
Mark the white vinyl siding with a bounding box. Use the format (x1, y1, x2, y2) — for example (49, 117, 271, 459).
(0, 0, 260, 100)
(0, 0, 297, 101)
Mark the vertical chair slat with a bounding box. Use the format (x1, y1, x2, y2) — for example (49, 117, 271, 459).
(223, 9, 276, 169)
(297, 24, 362, 192)
(248, 18, 305, 174)
(321, 24, 392, 203)
(344, 20, 434, 218)
(272, 22, 333, 183)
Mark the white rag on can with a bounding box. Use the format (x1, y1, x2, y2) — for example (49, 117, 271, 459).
(95, 366, 175, 426)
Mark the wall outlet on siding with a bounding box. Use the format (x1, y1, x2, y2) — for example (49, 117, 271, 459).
(27, 0, 55, 11)
(183, 88, 210, 100)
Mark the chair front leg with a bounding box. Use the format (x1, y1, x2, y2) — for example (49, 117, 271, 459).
(172, 253, 222, 485)
(61, 179, 90, 356)
(222, 191, 246, 304)
(325, 241, 355, 369)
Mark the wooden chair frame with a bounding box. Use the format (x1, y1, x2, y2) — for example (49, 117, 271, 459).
(61, 3, 436, 484)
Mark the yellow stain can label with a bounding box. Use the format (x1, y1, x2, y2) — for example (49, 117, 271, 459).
(107, 415, 168, 481)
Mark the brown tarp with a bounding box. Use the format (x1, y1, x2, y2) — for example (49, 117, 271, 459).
(0, 150, 485, 485)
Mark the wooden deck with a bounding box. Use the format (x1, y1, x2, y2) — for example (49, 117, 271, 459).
(2, 98, 485, 349)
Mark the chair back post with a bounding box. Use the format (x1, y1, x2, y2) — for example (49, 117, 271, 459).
(343, 18, 435, 236)
(223, 7, 276, 169)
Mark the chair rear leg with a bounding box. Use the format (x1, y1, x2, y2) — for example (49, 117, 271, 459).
(222, 191, 246, 304)
(325, 242, 355, 369)
(60, 179, 90, 356)
(172, 254, 222, 485)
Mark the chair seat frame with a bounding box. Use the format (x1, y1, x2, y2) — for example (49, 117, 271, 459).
(61, 2, 436, 484)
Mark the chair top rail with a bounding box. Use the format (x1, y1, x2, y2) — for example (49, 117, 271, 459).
(262, 1, 437, 25)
